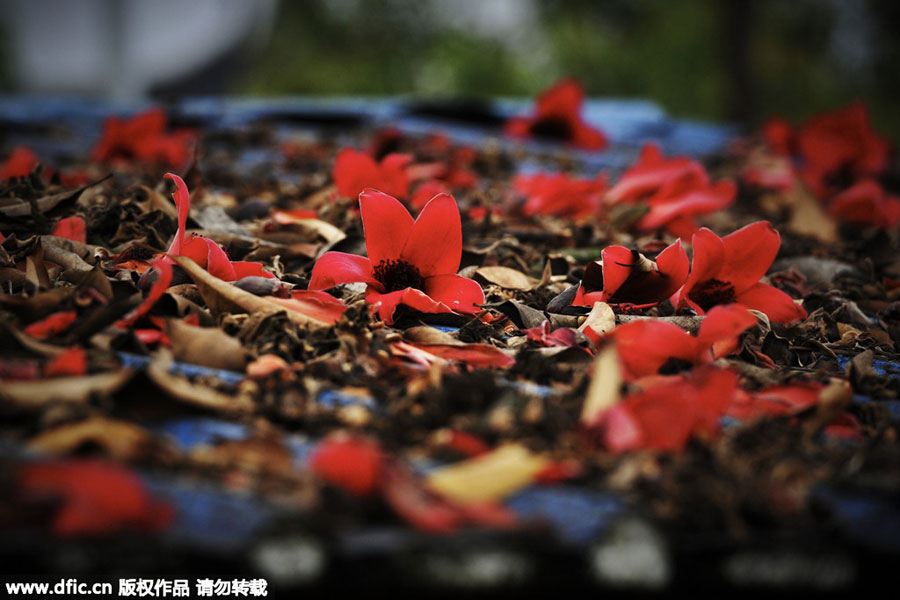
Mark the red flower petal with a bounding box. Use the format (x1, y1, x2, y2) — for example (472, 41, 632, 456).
(718, 221, 780, 294)
(366, 286, 453, 324)
(401, 193, 462, 277)
(830, 179, 900, 228)
(24, 311, 78, 339)
(333, 148, 380, 198)
(695, 304, 757, 358)
(117, 258, 172, 327)
(637, 180, 735, 234)
(613, 320, 698, 379)
(164, 173, 190, 256)
(536, 78, 584, 119)
(309, 251, 377, 290)
(181, 236, 237, 281)
(359, 189, 415, 267)
(675, 227, 725, 308)
(735, 282, 807, 323)
(231, 261, 275, 279)
(378, 153, 413, 199)
(654, 239, 691, 298)
(598, 246, 634, 300)
(423, 274, 484, 315)
(607, 144, 708, 204)
(410, 180, 451, 211)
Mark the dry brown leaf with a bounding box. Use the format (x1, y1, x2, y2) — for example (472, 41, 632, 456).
(147, 349, 254, 414)
(166, 319, 248, 371)
(0, 369, 134, 410)
(27, 416, 174, 461)
(426, 444, 549, 502)
(581, 343, 622, 425)
(578, 301, 616, 338)
(172, 255, 330, 329)
(475, 265, 535, 290)
(783, 183, 839, 243)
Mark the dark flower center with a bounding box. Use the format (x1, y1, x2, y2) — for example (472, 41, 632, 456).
(529, 117, 574, 141)
(373, 259, 424, 293)
(689, 278, 737, 311)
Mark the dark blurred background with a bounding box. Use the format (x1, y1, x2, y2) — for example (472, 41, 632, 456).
(2, 0, 898, 139)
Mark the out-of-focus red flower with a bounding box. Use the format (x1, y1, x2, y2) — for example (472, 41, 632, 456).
(514, 172, 608, 219)
(672, 221, 807, 323)
(607, 144, 734, 239)
(333, 148, 413, 200)
(309, 189, 484, 325)
(610, 304, 757, 380)
(595, 366, 740, 452)
(828, 179, 900, 228)
(607, 144, 708, 204)
(44, 347, 88, 377)
(762, 103, 891, 198)
(309, 434, 384, 496)
(92, 108, 194, 169)
(24, 311, 78, 339)
(574, 240, 689, 308)
(0, 146, 39, 180)
(523, 320, 580, 348)
(505, 79, 608, 151)
(410, 180, 451, 212)
(18, 460, 173, 536)
(161, 173, 274, 282)
(116, 258, 172, 328)
(51, 216, 87, 244)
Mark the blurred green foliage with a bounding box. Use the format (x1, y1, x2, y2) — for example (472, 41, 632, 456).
(241, 0, 898, 140)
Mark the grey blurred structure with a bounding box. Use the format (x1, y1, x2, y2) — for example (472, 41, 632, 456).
(1, 0, 278, 99)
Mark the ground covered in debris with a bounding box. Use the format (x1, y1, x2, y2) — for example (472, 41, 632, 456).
(1, 87, 899, 592)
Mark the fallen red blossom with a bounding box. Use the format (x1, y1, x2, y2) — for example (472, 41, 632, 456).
(505, 79, 608, 151)
(51, 216, 87, 244)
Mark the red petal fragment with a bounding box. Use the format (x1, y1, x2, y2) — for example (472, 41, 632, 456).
(728, 382, 823, 420)
(637, 180, 735, 233)
(536, 78, 585, 119)
(24, 311, 78, 339)
(719, 221, 781, 293)
(654, 239, 691, 298)
(366, 287, 446, 325)
(164, 173, 190, 256)
(401, 193, 463, 277)
(1, 146, 39, 180)
(378, 153, 414, 200)
(735, 282, 807, 323)
(230, 261, 275, 279)
(695, 304, 757, 358)
(309, 435, 383, 497)
(612, 319, 698, 379)
(117, 259, 172, 327)
(51, 216, 87, 244)
(407, 342, 515, 369)
(359, 189, 415, 267)
(267, 290, 348, 326)
(309, 252, 377, 290)
(44, 347, 88, 377)
(410, 180, 450, 211)
(599, 245, 635, 300)
(381, 462, 461, 534)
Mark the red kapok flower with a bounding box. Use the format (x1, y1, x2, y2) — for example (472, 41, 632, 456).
(333, 148, 413, 200)
(514, 172, 608, 219)
(309, 189, 484, 325)
(828, 179, 900, 228)
(92, 108, 194, 169)
(574, 240, 689, 308)
(607, 144, 735, 239)
(162, 173, 274, 281)
(610, 304, 757, 380)
(505, 79, 608, 151)
(596, 366, 740, 452)
(672, 221, 806, 323)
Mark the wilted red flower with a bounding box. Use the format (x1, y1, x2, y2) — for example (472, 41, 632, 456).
(333, 148, 413, 200)
(309, 189, 484, 325)
(610, 304, 757, 380)
(0, 146, 39, 180)
(607, 144, 735, 239)
(18, 460, 172, 536)
(828, 179, 900, 228)
(596, 366, 740, 452)
(162, 173, 274, 281)
(92, 108, 194, 169)
(505, 79, 608, 151)
(763, 102, 891, 198)
(673, 221, 806, 323)
(574, 240, 689, 308)
(514, 172, 608, 219)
